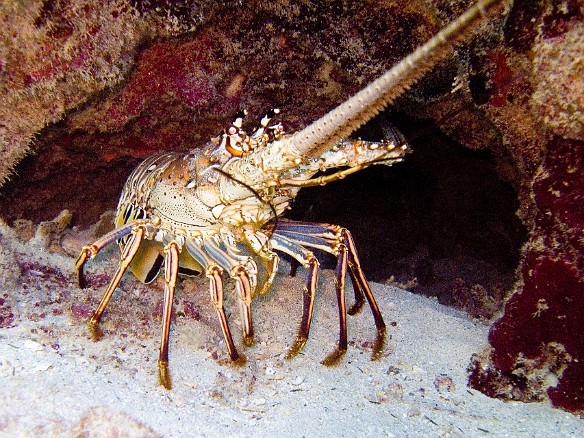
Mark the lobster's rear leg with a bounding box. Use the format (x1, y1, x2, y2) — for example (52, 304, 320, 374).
(321, 241, 349, 365)
(272, 221, 386, 361)
(270, 235, 319, 359)
(158, 241, 179, 390)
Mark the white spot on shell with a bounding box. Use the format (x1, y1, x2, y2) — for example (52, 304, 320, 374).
(211, 205, 225, 218)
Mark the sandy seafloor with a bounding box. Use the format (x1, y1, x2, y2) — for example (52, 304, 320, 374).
(0, 224, 583, 437)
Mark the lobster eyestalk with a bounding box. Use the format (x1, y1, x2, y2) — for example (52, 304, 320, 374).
(245, 0, 508, 175)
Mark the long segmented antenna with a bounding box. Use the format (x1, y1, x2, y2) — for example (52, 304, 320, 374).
(282, 0, 510, 159)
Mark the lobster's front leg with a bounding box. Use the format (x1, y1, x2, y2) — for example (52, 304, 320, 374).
(244, 229, 280, 297)
(75, 221, 138, 289)
(87, 225, 146, 341)
(158, 240, 180, 390)
(184, 238, 244, 363)
(206, 265, 242, 363)
(202, 238, 257, 347)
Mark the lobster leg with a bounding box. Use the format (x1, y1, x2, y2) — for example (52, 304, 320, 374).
(233, 266, 255, 346)
(290, 254, 319, 359)
(341, 230, 385, 322)
(184, 239, 242, 363)
(274, 227, 350, 364)
(321, 241, 348, 366)
(158, 241, 179, 390)
(203, 238, 256, 347)
(207, 266, 242, 363)
(347, 267, 366, 315)
(88, 225, 145, 341)
(272, 220, 386, 361)
(75, 222, 137, 289)
(257, 252, 279, 296)
(270, 222, 363, 311)
(244, 229, 280, 297)
(270, 234, 319, 359)
(340, 228, 385, 360)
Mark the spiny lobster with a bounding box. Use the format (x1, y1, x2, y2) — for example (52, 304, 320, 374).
(76, 0, 509, 388)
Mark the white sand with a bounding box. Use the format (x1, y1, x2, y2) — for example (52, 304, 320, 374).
(0, 226, 582, 437)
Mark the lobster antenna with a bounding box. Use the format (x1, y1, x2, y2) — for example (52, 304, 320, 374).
(283, 0, 510, 159)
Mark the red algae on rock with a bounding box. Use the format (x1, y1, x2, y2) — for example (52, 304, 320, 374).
(531, 21, 584, 140)
(493, 257, 583, 411)
(469, 138, 584, 413)
(0, 0, 224, 186)
(0, 294, 16, 329)
(463, 0, 584, 415)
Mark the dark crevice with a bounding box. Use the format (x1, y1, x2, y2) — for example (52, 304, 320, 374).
(288, 112, 528, 315)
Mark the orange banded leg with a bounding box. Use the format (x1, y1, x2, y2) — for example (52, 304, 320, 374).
(75, 222, 137, 289)
(203, 238, 256, 347)
(158, 241, 179, 390)
(322, 242, 349, 366)
(88, 225, 145, 341)
(289, 255, 318, 359)
(233, 267, 255, 346)
(272, 220, 386, 361)
(270, 234, 319, 359)
(207, 266, 242, 363)
(340, 228, 386, 360)
(347, 267, 366, 315)
(184, 238, 243, 363)
(244, 229, 280, 297)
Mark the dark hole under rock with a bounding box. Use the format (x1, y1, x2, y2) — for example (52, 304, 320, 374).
(288, 113, 527, 317)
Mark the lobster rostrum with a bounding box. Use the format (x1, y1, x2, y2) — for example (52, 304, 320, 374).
(76, 0, 509, 388)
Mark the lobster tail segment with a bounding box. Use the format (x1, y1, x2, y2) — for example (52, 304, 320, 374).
(280, 0, 510, 161)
